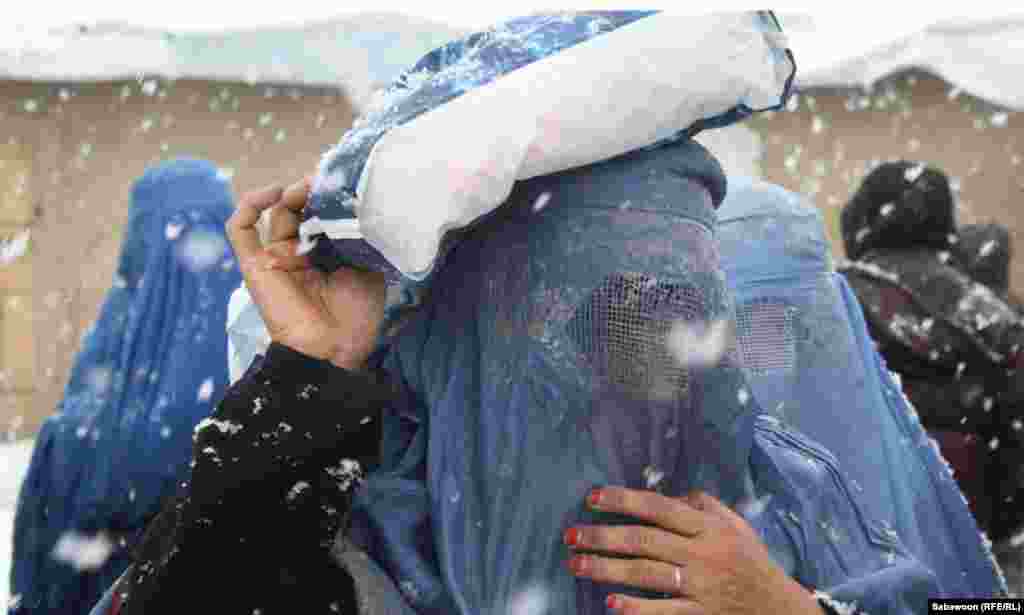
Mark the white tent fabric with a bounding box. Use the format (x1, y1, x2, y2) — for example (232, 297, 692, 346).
(2, 11, 1023, 111)
(0, 14, 465, 109)
(782, 12, 1024, 110)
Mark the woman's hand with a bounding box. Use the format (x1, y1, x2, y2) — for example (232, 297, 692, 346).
(226, 179, 386, 370)
(565, 487, 824, 615)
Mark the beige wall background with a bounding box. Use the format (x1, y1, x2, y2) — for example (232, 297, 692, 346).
(750, 70, 1023, 265)
(0, 78, 354, 439)
(0, 69, 1020, 440)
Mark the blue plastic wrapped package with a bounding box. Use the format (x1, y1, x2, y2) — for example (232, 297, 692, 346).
(300, 11, 795, 281)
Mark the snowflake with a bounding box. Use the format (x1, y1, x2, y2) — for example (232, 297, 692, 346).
(326, 458, 364, 491)
(194, 417, 243, 437)
(642, 465, 666, 489)
(532, 192, 553, 213)
(197, 378, 215, 401)
(286, 481, 311, 501)
(52, 532, 114, 571)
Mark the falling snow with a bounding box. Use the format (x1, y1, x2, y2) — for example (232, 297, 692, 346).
(904, 163, 925, 183)
(509, 584, 551, 615)
(400, 580, 420, 603)
(197, 378, 215, 402)
(194, 417, 243, 437)
(990, 112, 1009, 127)
(86, 366, 113, 395)
(165, 223, 184, 240)
(666, 319, 730, 368)
(0, 230, 30, 266)
(738, 494, 773, 520)
(979, 240, 997, 258)
(178, 231, 228, 272)
(52, 532, 114, 572)
(326, 459, 363, 491)
(642, 465, 666, 489)
(532, 192, 552, 213)
(286, 480, 311, 501)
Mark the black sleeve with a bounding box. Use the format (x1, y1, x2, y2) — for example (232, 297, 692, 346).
(114, 343, 395, 615)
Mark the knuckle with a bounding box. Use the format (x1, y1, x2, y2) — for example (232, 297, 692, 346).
(637, 560, 662, 590)
(586, 555, 608, 580)
(234, 195, 252, 213)
(226, 214, 244, 234)
(619, 601, 641, 615)
(238, 257, 264, 277)
(582, 527, 604, 550)
(626, 528, 654, 554)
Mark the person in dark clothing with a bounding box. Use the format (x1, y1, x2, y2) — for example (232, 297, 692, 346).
(840, 160, 957, 263)
(87, 179, 393, 614)
(838, 161, 1024, 543)
(958, 223, 1014, 297)
(957, 222, 1024, 316)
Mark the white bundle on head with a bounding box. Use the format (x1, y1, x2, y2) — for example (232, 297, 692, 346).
(300, 11, 794, 280)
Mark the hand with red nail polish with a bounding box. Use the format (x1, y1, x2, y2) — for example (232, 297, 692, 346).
(566, 487, 825, 615)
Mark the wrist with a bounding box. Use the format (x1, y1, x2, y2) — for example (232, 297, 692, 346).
(776, 572, 828, 615)
(327, 341, 372, 371)
(329, 355, 369, 371)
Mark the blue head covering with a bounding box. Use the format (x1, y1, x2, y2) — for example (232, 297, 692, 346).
(10, 158, 241, 614)
(717, 176, 1006, 597)
(354, 139, 759, 615)
(338, 148, 951, 615)
(283, 12, 947, 614)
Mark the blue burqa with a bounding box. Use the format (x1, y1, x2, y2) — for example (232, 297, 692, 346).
(717, 176, 1006, 598)
(326, 140, 947, 614)
(10, 159, 241, 614)
(284, 11, 953, 615)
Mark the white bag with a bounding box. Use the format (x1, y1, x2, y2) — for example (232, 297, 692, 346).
(225, 284, 271, 385)
(300, 11, 794, 280)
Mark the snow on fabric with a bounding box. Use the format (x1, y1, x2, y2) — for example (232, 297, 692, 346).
(341, 138, 941, 615)
(8, 158, 241, 615)
(301, 11, 794, 280)
(717, 176, 1006, 597)
(957, 223, 1013, 296)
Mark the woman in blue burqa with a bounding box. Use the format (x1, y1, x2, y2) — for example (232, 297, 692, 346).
(9, 158, 241, 614)
(91, 12, 1000, 615)
(716, 177, 1007, 600)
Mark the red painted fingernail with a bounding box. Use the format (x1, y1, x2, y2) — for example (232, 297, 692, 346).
(588, 489, 604, 509)
(606, 595, 621, 611)
(564, 528, 581, 547)
(568, 555, 589, 575)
